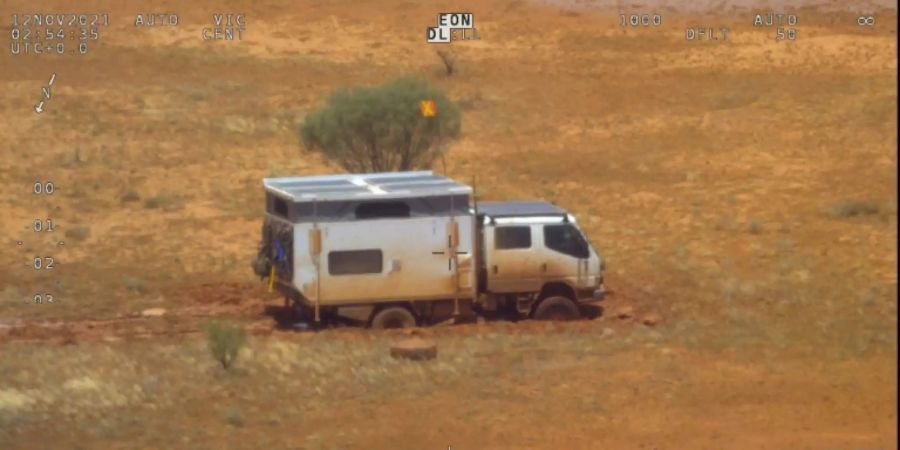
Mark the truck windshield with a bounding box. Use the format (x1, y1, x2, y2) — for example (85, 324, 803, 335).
(543, 224, 589, 259)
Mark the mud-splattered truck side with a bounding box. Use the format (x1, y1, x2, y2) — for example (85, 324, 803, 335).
(252, 171, 605, 328)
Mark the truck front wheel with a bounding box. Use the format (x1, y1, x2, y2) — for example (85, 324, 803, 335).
(532, 296, 580, 321)
(370, 306, 417, 329)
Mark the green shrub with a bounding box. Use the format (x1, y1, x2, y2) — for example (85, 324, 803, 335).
(300, 76, 461, 172)
(204, 320, 246, 370)
(828, 200, 882, 218)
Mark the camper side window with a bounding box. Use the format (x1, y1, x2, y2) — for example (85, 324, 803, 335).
(272, 197, 289, 218)
(355, 201, 411, 219)
(495, 226, 531, 249)
(328, 249, 383, 275)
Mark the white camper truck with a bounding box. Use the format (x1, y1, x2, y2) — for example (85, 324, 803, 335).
(253, 171, 605, 328)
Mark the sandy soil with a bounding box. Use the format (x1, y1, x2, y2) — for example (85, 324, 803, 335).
(0, 0, 896, 448)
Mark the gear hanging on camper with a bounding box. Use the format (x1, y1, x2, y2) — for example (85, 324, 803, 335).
(251, 217, 293, 281)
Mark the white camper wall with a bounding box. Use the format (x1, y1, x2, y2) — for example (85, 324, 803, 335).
(293, 216, 474, 305)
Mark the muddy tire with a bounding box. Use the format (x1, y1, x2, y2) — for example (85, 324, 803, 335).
(370, 306, 417, 329)
(533, 296, 580, 321)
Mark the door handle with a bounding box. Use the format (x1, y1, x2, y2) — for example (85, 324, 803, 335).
(492, 265, 498, 274)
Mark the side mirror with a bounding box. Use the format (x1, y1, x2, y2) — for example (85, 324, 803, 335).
(308, 228, 321, 255)
(447, 221, 459, 248)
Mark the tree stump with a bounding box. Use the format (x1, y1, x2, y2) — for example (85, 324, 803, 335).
(390, 337, 437, 361)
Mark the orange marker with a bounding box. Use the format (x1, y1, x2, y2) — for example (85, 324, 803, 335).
(419, 99, 437, 117)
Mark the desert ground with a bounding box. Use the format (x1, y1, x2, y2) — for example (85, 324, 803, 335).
(0, 0, 897, 448)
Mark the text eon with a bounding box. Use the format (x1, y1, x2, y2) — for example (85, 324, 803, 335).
(426, 13, 479, 44)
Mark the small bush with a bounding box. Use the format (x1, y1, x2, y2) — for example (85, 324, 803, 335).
(143, 195, 167, 209)
(746, 219, 763, 234)
(120, 190, 141, 203)
(143, 194, 182, 210)
(123, 276, 146, 293)
(713, 216, 737, 231)
(64, 225, 91, 242)
(223, 407, 244, 427)
(828, 200, 882, 218)
(204, 320, 246, 370)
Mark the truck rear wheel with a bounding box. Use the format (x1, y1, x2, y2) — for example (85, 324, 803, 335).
(533, 296, 580, 321)
(370, 306, 417, 329)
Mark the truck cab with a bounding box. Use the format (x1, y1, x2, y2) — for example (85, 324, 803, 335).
(477, 201, 605, 320)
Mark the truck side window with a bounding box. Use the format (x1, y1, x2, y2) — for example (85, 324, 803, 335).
(328, 249, 383, 275)
(495, 226, 531, 249)
(544, 224, 589, 258)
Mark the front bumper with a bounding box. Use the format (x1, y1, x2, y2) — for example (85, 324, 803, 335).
(577, 284, 606, 303)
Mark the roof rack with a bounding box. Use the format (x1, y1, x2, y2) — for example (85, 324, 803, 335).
(475, 201, 567, 218)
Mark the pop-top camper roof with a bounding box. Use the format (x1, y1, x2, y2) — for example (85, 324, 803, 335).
(263, 171, 472, 202)
(263, 171, 472, 222)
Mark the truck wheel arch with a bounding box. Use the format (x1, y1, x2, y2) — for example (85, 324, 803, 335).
(538, 282, 576, 302)
(532, 296, 580, 321)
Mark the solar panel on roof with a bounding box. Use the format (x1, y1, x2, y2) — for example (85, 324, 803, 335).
(288, 185, 365, 192)
(263, 171, 471, 202)
(366, 174, 443, 184)
(384, 181, 461, 191)
(275, 180, 351, 188)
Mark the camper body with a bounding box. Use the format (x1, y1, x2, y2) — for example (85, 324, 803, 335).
(255, 171, 605, 327)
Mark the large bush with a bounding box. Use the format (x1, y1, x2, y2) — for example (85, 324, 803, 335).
(300, 77, 461, 172)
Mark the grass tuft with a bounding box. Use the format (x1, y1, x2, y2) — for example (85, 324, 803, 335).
(120, 190, 141, 203)
(123, 276, 146, 293)
(143, 194, 184, 210)
(827, 200, 884, 218)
